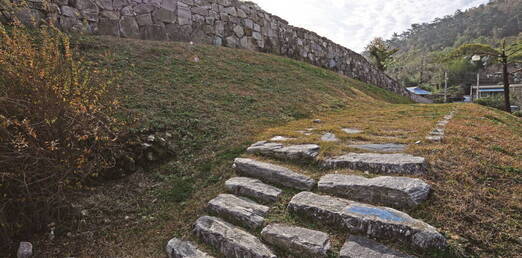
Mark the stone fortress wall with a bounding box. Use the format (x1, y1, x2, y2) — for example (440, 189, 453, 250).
(2, 0, 432, 102)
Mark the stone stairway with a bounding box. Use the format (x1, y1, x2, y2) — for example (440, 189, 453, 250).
(166, 114, 455, 258)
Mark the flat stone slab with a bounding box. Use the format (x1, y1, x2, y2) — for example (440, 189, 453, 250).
(233, 158, 316, 190)
(225, 177, 283, 204)
(321, 133, 339, 142)
(430, 128, 444, 136)
(207, 194, 269, 230)
(261, 224, 331, 257)
(340, 235, 415, 258)
(287, 192, 447, 250)
(342, 128, 363, 134)
(348, 143, 406, 153)
(194, 216, 276, 258)
(247, 141, 320, 160)
(318, 174, 430, 208)
(166, 238, 214, 258)
(322, 153, 428, 175)
(270, 136, 294, 141)
(425, 136, 443, 142)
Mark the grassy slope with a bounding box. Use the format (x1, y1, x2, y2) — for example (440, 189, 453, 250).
(252, 103, 522, 257)
(32, 36, 521, 258)
(29, 36, 410, 257)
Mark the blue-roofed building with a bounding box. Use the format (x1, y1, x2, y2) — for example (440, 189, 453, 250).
(406, 87, 432, 96)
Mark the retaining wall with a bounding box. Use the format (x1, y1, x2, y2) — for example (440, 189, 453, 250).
(1, 0, 432, 102)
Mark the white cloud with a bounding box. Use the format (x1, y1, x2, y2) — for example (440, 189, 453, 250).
(251, 0, 491, 52)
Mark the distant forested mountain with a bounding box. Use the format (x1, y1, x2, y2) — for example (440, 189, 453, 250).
(385, 0, 522, 90)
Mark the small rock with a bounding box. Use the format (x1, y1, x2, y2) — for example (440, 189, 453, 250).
(313, 119, 322, 123)
(81, 209, 88, 216)
(342, 128, 363, 134)
(124, 215, 131, 220)
(147, 135, 155, 142)
(321, 133, 339, 142)
(17, 242, 32, 258)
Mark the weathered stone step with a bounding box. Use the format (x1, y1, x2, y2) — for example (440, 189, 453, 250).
(247, 141, 320, 160)
(340, 235, 415, 258)
(225, 177, 283, 204)
(194, 216, 276, 258)
(166, 238, 214, 258)
(207, 194, 269, 230)
(347, 143, 406, 153)
(342, 128, 363, 134)
(233, 158, 316, 190)
(318, 174, 430, 209)
(261, 223, 331, 257)
(287, 192, 447, 250)
(322, 153, 428, 175)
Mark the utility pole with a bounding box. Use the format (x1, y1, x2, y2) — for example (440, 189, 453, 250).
(419, 56, 425, 84)
(476, 72, 480, 99)
(444, 72, 448, 103)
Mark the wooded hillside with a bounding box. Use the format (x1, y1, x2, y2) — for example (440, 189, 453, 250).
(385, 0, 521, 90)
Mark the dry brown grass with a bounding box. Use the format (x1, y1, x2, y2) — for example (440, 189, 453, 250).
(410, 104, 522, 257)
(18, 35, 520, 257)
(256, 103, 453, 158)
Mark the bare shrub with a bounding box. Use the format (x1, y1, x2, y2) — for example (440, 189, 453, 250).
(0, 22, 123, 247)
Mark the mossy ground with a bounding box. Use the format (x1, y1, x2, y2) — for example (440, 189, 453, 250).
(27, 36, 521, 258)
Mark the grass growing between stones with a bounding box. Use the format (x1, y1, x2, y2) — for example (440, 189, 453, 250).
(256, 103, 454, 158)
(21, 35, 412, 258)
(23, 35, 521, 258)
(256, 103, 521, 257)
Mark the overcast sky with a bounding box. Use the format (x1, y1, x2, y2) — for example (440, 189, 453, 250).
(251, 0, 491, 53)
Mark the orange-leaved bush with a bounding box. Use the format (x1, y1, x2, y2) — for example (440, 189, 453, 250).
(0, 22, 123, 246)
